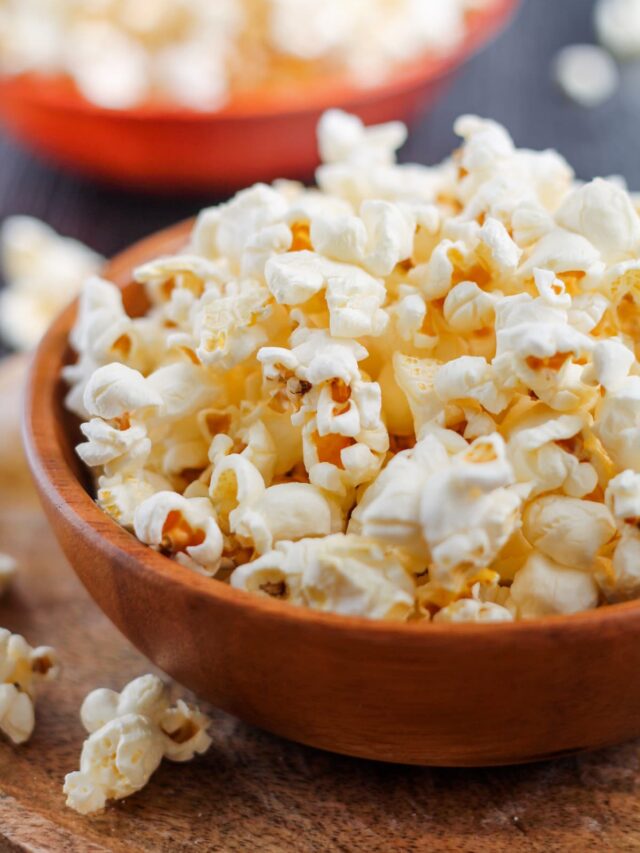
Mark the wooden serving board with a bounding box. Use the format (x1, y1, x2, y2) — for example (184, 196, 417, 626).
(1, 353, 639, 853)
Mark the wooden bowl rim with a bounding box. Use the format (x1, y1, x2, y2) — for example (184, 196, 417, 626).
(1, 0, 518, 122)
(23, 214, 640, 642)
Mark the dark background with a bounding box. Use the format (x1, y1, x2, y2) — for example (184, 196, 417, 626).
(0, 0, 637, 334)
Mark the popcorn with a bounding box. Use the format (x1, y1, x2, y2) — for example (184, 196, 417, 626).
(83, 363, 163, 421)
(66, 108, 640, 622)
(233, 483, 342, 554)
(231, 534, 415, 620)
(522, 496, 616, 570)
(595, 0, 640, 58)
(0, 216, 102, 351)
(556, 179, 640, 261)
(0, 628, 59, 744)
(65, 674, 213, 815)
(595, 377, 640, 472)
(0, 553, 17, 597)
(134, 491, 224, 576)
(554, 44, 619, 109)
(420, 435, 522, 596)
(64, 714, 165, 815)
(265, 251, 388, 338)
(508, 552, 600, 618)
(0, 3, 492, 112)
(433, 598, 513, 623)
(505, 406, 599, 498)
(350, 435, 448, 554)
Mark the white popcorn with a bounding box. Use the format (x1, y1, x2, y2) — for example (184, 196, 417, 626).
(0, 684, 34, 745)
(522, 496, 616, 570)
(433, 598, 513, 623)
(0, 553, 17, 597)
(506, 407, 599, 498)
(159, 699, 213, 763)
(435, 356, 512, 415)
(554, 44, 619, 109)
(64, 714, 164, 815)
(317, 110, 407, 168)
(350, 434, 451, 556)
(478, 217, 522, 273)
(584, 339, 635, 391)
(209, 453, 265, 533)
(606, 469, 640, 524)
(509, 552, 600, 618)
(83, 363, 163, 421)
(134, 492, 224, 576)
(0, 628, 59, 745)
(233, 482, 342, 554)
(231, 534, 415, 620)
(67, 674, 213, 814)
(420, 435, 522, 594)
(595, 0, 640, 58)
(96, 471, 172, 530)
(556, 179, 640, 261)
(81, 674, 170, 733)
(66, 108, 640, 622)
(0, 216, 102, 351)
(443, 281, 498, 333)
(595, 376, 640, 471)
(310, 199, 415, 277)
(601, 527, 640, 601)
(266, 251, 387, 338)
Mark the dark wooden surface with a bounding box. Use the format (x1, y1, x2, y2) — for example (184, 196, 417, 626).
(2, 353, 640, 853)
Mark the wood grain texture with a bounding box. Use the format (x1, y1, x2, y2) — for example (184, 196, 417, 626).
(21, 222, 640, 771)
(2, 355, 640, 851)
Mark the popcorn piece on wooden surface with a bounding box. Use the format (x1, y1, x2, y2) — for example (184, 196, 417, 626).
(66, 675, 213, 815)
(0, 627, 59, 745)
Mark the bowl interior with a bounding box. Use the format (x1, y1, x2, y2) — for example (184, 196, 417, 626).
(23, 214, 640, 640)
(5, 0, 519, 120)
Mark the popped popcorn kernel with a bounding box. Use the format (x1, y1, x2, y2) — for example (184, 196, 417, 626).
(65, 675, 213, 815)
(65, 108, 640, 622)
(0, 628, 60, 744)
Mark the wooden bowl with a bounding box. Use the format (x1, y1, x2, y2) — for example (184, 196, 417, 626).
(23, 220, 640, 767)
(0, 0, 518, 192)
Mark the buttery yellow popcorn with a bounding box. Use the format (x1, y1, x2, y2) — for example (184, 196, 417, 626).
(67, 109, 640, 621)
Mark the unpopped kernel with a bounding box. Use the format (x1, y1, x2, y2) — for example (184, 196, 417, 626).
(67, 109, 640, 622)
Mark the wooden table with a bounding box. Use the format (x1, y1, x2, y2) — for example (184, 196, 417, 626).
(1, 360, 640, 852)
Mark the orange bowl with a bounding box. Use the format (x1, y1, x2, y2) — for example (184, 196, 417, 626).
(0, 0, 518, 191)
(22, 219, 640, 767)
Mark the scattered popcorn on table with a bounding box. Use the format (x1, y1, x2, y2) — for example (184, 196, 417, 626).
(554, 44, 619, 108)
(0, 627, 59, 744)
(64, 674, 212, 815)
(0, 217, 103, 351)
(66, 108, 640, 623)
(0, 0, 497, 111)
(0, 553, 17, 597)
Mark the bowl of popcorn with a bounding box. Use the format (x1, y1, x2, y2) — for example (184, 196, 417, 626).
(24, 109, 640, 767)
(0, 0, 517, 190)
